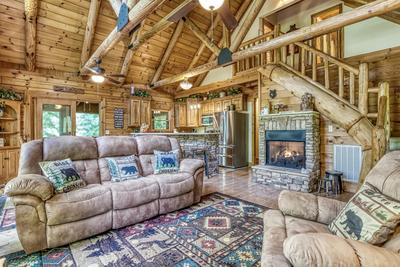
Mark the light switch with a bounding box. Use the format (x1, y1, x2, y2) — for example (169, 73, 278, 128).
(105, 130, 110, 135)
(328, 125, 334, 133)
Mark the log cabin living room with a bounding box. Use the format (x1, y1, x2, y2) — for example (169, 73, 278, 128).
(0, 0, 400, 266)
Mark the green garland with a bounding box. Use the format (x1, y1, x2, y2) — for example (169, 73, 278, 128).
(0, 87, 23, 101)
(132, 89, 150, 98)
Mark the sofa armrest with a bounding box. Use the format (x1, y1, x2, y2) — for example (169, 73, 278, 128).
(278, 190, 346, 224)
(180, 158, 204, 204)
(5, 174, 54, 201)
(179, 158, 204, 175)
(284, 233, 400, 267)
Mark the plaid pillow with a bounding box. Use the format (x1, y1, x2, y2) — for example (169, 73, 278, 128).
(39, 159, 85, 193)
(106, 155, 141, 182)
(153, 150, 180, 174)
(329, 182, 400, 245)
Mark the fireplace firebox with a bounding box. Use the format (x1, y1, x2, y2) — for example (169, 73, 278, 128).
(265, 130, 306, 170)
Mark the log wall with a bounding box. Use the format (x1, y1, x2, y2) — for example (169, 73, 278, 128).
(0, 67, 174, 139)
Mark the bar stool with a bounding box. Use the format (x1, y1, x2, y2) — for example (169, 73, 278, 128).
(318, 177, 334, 195)
(191, 148, 209, 178)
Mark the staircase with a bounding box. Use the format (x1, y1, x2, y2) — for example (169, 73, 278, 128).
(238, 29, 392, 152)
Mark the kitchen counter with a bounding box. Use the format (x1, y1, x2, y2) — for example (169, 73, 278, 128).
(132, 132, 220, 136)
(132, 132, 219, 176)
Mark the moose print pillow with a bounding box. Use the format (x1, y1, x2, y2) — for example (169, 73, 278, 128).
(106, 155, 141, 182)
(39, 158, 86, 193)
(153, 150, 180, 174)
(329, 182, 400, 245)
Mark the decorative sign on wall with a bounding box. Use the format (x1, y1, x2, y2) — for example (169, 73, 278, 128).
(114, 108, 124, 129)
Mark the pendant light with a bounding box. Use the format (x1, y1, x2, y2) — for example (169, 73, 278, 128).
(91, 74, 105, 84)
(199, 0, 224, 11)
(180, 78, 193, 90)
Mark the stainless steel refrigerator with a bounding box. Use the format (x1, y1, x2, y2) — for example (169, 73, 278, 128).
(214, 111, 248, 168)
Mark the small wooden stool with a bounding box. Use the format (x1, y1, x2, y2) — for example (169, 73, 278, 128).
(325, 170, 344, 195)
(318, 177, 334, 195)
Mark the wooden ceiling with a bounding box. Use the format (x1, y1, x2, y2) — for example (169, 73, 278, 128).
(0, 0, 249, 95)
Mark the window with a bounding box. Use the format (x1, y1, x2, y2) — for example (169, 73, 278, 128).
(36, 99, 102, 138)
(42, 104, 72, 137)
(152, 111, 169, 131)
(311, 5, 343, 60)
(76, 102, 100, 137)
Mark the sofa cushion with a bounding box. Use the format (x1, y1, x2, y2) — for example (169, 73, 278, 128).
(96, 136, 137, 158)
(45, 184, 112, 226)
(106, 155, 141, 182)
(72, 159, 101, 184)
(329, 182, 400, 245)
(139, 155, 155, 177)
(286, 215, 330, 237)
(39, 159, 86, 193)
(147, 172, 194, 198)
(19, 140, 43, 175)
(103, 178, 159, 210)
(135, 135, 172, 155)
(43, 136, 98, 161)
(153, 150, 180, 174)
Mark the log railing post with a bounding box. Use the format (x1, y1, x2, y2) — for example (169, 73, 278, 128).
(273, 25, 281, 64)
(358, 63, 369, 115)
(372, 95, 388, 164)
(349, 72, 355, 105)
(379, 82, 391, 144)
(338, 67, 344, 98)
(301, 47, 306, 75)
(324, 59, 330, 90)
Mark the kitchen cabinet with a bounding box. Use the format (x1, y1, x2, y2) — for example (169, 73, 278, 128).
(200, 101, 214, 116)
(174, 103, 187, 127)
(0, 148, 20, 185)
(214, 100, 223, 112)
(231, 96, 243, 111)
(186, 99, 200, 127)
(129, 97, 151, 127)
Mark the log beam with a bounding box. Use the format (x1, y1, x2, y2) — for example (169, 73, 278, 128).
(175, 71, 258, 98)
(119, 22, 145, 84)
(151, 20, 184, 84)
(109, 0, 122, 16)
(183, 17, 220, 56)
(24, 0, 39, 71)
(81, 0, 166, 73)
(81, 0, 101, 69)
(127, 0, 194, 53)
(259, 64, 374, 184)
(343, 0, 400, 24)
(152, 0, 400, 89)
(192, 0, 254, 87)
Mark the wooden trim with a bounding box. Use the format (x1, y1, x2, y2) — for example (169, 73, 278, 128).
(108, 0, 122, 16)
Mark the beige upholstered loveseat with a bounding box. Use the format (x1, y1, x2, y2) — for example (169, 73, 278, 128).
(5, 135, 204, 254)
(262, 151, 400, 267)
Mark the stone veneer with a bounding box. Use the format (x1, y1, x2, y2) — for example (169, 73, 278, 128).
(252, 111, 320, 192)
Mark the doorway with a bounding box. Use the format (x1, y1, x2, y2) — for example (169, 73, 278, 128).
(35, 98, 101, 138)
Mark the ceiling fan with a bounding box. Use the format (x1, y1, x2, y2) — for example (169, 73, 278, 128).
(85, 58, 125, 85)
(169, 0, 238, 31)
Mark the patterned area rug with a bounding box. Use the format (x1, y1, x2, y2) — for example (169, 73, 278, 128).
(0, 195, 15, 232)
(5, 193, 266, 267)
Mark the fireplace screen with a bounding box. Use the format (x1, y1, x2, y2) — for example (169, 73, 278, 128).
(265, 130, 306, 170)
(266, 141, 305, 169)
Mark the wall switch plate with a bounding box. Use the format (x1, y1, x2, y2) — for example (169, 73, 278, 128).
(105, 130, 110, 135)
(328, 125, 334, 133)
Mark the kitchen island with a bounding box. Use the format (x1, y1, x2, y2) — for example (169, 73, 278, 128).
(132, 133, 220, 176)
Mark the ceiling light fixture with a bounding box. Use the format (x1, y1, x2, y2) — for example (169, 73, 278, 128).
(91, 74, 105, 84)
(199, 0, 224, 11)
(180, 78, 193, 90)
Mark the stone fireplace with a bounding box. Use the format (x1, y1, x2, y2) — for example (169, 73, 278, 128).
(252, 111, 320, 192)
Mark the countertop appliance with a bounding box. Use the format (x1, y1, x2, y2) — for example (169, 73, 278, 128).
(214, 111, 248, 168)
(201, 115, 214, 126)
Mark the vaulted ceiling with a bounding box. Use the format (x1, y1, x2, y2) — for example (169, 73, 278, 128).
(0, 0, 250, 95)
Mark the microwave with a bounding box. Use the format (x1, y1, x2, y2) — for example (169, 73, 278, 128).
(201, 115, 214, 126)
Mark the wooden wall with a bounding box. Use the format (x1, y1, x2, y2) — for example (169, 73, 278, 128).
(0, 67, 174, 139)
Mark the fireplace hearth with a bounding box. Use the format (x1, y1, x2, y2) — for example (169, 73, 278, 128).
(252, 112, 320, 192)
